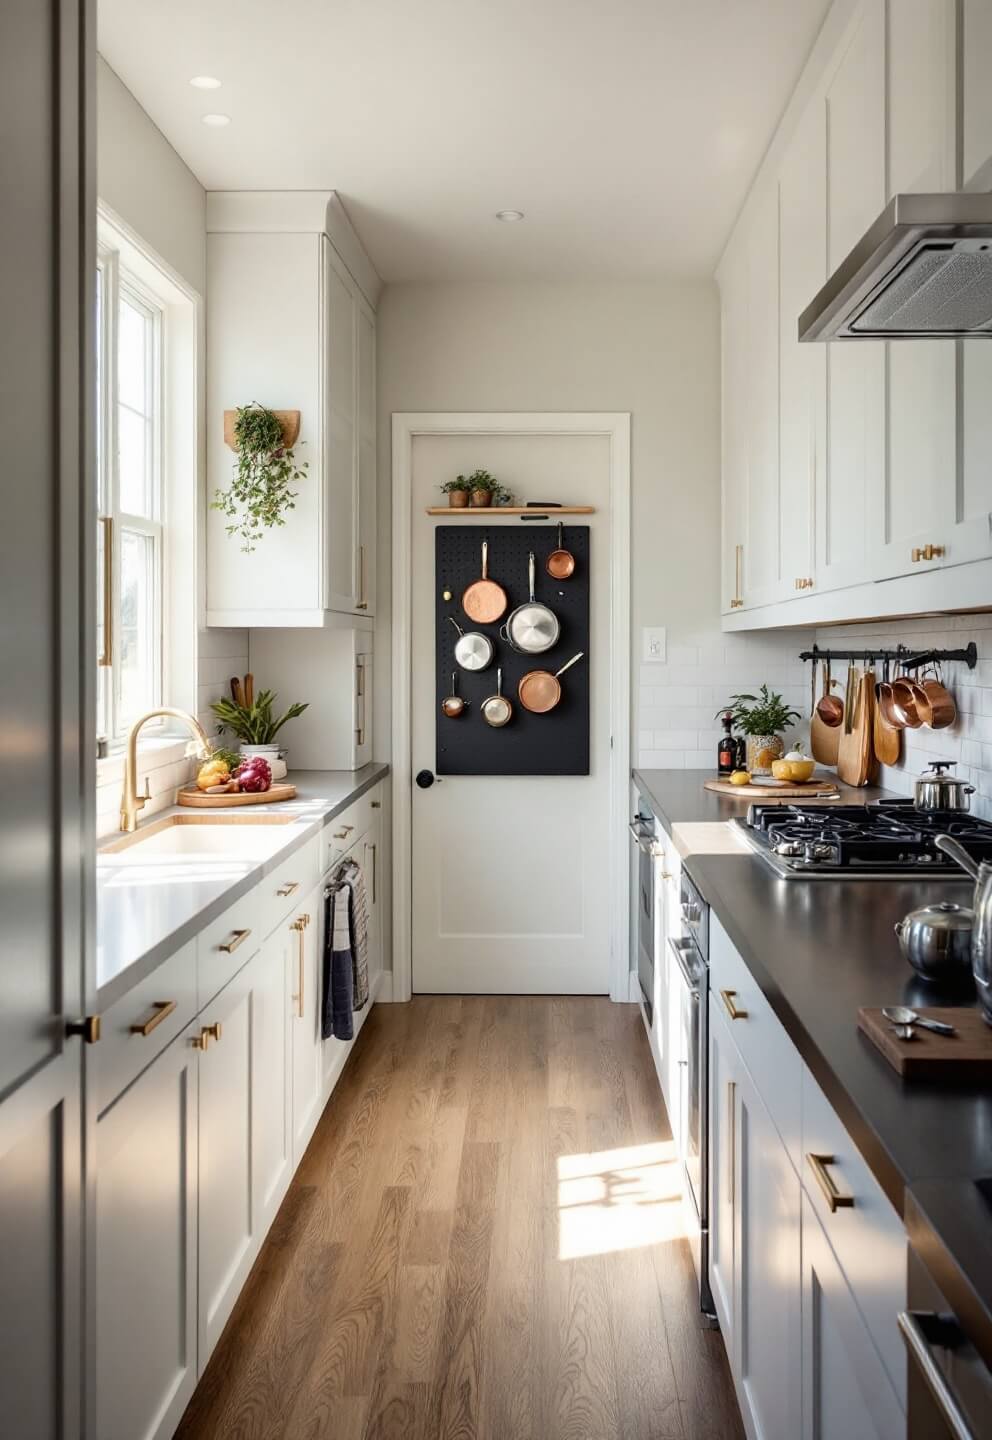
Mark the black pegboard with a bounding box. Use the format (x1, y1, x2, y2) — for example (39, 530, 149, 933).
(435, 526, 590, 776)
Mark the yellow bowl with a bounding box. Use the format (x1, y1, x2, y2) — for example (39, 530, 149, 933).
(771, 759, 793, 780)
(787, 759, 816, 782)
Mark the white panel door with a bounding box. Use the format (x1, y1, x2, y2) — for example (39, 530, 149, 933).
(801, 1191, 904, 1440)
(734, 1056, 802, 1440)
(249, 936, 292, 1235)
(96, 1031, 198, 1440)
(411, 432, 612, 994)
(818, 0, 885, 594)
(289, 886, 323, 1164)
(874, 0, 957, 581)
(778, 96, 826, 599)
(323, 238, 359, 613)
(743, 185, 784, 608)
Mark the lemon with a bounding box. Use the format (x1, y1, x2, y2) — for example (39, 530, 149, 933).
(729, 770, 751, 787)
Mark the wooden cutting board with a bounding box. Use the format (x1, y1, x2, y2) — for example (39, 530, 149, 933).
(858, 1007, 992, 1080)
(837, 670, 877, 787)
(178, 782, 297, 808)
(703, 776, 839, 798)
(810, 709, 840, 766)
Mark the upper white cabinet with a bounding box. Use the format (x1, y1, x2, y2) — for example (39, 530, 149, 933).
(719, 0, 992, 628)
(206, 192, 381, 628)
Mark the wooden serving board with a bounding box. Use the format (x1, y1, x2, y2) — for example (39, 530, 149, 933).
(858, 1007, 992, 1080)
(177, 782, 297, 809)
(703, 776, 839, 798)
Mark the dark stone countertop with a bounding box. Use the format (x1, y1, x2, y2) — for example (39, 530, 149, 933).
(629, 770, 992, 1368)
(632, 766, 894, 835)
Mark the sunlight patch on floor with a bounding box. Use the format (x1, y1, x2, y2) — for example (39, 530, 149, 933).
(557, 1140, 687, 1259)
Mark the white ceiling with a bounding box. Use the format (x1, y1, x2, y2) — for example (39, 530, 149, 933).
(98, 0, 830, 282)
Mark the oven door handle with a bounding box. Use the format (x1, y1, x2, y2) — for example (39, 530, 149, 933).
(628, 818, 653, 848)
(898, 1310, 977, 1440)
(669, 935, 701, 993)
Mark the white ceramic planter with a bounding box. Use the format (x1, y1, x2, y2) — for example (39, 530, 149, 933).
(239, 744, 288, 780)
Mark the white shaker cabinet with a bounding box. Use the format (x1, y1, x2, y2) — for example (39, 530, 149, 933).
(96, 1027, 198, 1440)
(720, 240, 748, 615)
(289, 886, 324, 1165)
(206, 192, 380, 628)
(707, 1002, 739, 1349)
(743, 183, 784, 610)
(962, 0, 992, 187)
(800, 1190, 904, 1440)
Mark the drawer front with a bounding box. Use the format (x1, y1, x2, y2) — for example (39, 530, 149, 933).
(96, 940, 197, 1113)
(257, 834, 319, 940)
(801, 1067, 907, 1406)
(709, 914, 803, 1168)
(197, 888, 262, 1008)
(321, 784, 381, 875)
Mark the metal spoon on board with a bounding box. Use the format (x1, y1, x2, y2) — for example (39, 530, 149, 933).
(881, 1006, 956, 1036)
(889, 1023, 916, 1042)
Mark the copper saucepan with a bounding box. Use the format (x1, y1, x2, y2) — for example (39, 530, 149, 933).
(518, 652, 585, 715)
(481, 667, 513, 728)
(889, 670, 927, 729)
(546, 522, 576, 580)
(441, 673, 467, 718)
(462, 540, 507, 625)
(919, 665, 957, 730)
(815, 662, 845, 728)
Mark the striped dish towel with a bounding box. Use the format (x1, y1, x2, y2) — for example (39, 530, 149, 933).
(321, 857, 369, 1041)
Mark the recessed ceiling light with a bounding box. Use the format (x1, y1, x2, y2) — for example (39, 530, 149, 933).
(495, 209, 525, 223)
(201, 113, 231, 127)
(190, 75, 221, 90)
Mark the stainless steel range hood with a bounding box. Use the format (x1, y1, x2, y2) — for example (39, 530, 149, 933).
(798, 192, 992, 341)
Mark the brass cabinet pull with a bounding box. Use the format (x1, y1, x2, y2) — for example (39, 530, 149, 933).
(332, 824, 355, 841)
(219, 928, 251, 954)
(794, 576, 814, 591)
(806, 1152, 855, 1213)
(130, 999, 177, 1037)
(203, 1021, 222, 1044)
(912, 543, 945, 563)
(66, 1015, 101, 1044)
(727, 1079, 736, 1206)
(277, 881, 300, 898)
(190, 1030, 209, 1051)
(731, 543, 744, 608)
(292, 914, 310, 1018)
(356, 544, 368, 609)
(98, 516, 113, 666)
(720, 988, 748, 1021)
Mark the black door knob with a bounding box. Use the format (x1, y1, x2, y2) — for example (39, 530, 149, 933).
(415, 769, 435, 789)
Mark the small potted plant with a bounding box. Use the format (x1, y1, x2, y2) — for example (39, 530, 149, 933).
(213, 403, 308, 553)
(465, 469, 511, 508)
(719, 685, 802, 776)
(210, 687, 309, 778)
(441, 477, 471, 508)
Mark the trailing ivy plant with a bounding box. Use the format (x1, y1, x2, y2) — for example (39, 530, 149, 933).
(213, 403, 308, 553)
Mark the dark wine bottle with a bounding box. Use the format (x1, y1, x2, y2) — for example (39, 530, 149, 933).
(717, 711, 738, 776)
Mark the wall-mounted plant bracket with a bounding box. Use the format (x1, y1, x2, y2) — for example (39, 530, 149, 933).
(223, 409, 300, 451)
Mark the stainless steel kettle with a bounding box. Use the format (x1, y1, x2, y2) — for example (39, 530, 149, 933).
(934, 834, 992, 1024)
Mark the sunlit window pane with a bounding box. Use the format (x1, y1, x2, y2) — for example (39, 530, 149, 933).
(118, 528, 156, 729)
(118, 294, 147, 413)
(96, 518, 107, 738)
(118, 403, 149, 516)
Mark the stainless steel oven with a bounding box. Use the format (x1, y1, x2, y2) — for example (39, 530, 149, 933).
(670, 867, 716, 1323)
(903, 1247, 992, 1440)
(629, 798, 659, 1025)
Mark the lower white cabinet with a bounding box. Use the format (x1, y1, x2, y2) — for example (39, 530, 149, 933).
(290, 883, 324, 1164)
(801, 1190, 904, 1440)
(708, 1003, 738, 1345)
(96, 1024, 198, 1440)
(732, 1040, 803, 1440)
(250, 932, 293, 1238)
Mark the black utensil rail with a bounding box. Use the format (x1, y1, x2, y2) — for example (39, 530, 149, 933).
(434, 525, 590, 776)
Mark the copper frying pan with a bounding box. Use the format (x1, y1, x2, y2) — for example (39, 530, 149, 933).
(462, 540, 507, 624)
(518, 652, 584, 714)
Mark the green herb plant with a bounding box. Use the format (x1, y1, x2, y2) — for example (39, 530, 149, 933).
(440, 478, 470, 495)
(462, 469, 512, 504)
(718, 685, 802, 737)
(212, 403, 308, 553)
(210, 689, 309, 746)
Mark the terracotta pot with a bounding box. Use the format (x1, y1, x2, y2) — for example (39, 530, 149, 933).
(447, 489, 469, 508)
(469, 490, 493, 507)
(745, 734, 785, 776)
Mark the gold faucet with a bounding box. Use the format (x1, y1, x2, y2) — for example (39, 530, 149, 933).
(120, 707, 213, 833)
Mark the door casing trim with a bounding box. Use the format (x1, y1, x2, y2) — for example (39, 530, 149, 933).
(390, 410, 632, 1002)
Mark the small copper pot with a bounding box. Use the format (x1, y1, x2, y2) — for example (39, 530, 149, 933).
(441, 673, 467, 718)
(448, 488, 469, 508)
(546, 522, 576, 580)
(469, 489, 492, 508)
(919, 668, 957, 730)
(889, 673, 927, 729)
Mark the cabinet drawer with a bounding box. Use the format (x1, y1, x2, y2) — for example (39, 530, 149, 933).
(709, 914, 803, 1166)
(197, 889, 262, 1008)
(801, 1067, 906, 1406)
(321, 784, 380, 874)
(257, 835, 319, 940)
(96, 940, 197, 1114)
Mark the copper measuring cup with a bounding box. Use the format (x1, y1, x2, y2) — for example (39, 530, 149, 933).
(546, 522, 576, 580)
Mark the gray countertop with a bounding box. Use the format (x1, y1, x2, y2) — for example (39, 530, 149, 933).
(633, 768, 992, 1367)
(96, 764, 388, 1010)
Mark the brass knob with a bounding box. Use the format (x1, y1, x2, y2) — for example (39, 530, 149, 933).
(190, 1031, 209, 1050)
(912, 544, 945, 563)
(204, 1022, 222, 1044)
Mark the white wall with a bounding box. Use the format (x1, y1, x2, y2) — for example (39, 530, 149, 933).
(375, 279, 805, 766)
(96, 58, 247, 835)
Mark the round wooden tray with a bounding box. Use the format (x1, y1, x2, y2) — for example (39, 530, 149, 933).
(177, 782, 297, 809)
(703, 775, 839, 799)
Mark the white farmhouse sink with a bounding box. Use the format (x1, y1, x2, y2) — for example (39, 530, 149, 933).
(99, 813, 296, 865)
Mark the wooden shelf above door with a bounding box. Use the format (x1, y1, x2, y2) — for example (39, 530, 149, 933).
(424, 505, 596, 516)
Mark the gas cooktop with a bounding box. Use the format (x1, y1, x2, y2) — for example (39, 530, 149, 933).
(733, 800, 992, 880)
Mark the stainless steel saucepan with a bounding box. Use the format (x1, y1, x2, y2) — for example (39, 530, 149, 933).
(500, 551, 560, 655)
(482, 667, 513, 728)
(448, 615, 493, 672)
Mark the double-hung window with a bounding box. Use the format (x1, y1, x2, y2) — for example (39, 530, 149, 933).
(96, 245, 165, 742)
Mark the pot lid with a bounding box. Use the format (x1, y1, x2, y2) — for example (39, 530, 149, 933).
(903, 901, 975, 931)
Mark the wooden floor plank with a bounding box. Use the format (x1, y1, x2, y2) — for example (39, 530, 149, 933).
(174, 997, 744, 1440)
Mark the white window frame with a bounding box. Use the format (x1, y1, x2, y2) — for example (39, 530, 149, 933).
(96, 242, 166, 744)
